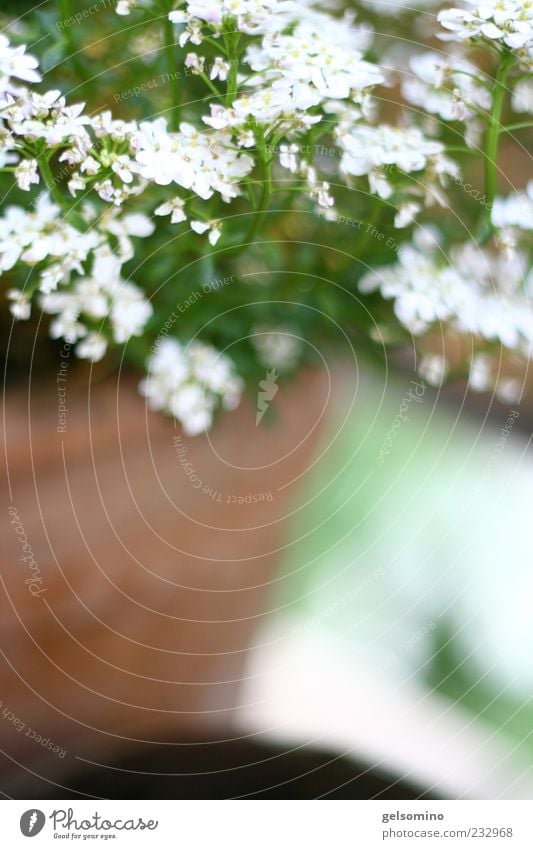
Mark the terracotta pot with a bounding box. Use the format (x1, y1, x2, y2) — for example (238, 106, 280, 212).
(1, 368, 331, 794)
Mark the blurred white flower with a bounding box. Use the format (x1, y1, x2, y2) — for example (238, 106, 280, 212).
(418, 354, 447, 386)
(492, 183, 533, 232)
(7, 288, 31, 320)
(253, 327, 302, 370)
(141, 338, 243, 435)
(76, 332, 108, 362)
(512, 79, 533, 113)
(402, 52, 490, 123)
(361, 241, 533, 355)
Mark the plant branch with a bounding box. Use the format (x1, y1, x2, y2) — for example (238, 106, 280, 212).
(484, 53, 513, 214)
(163, 12, 181, 130)
(38, 150, 84, 229)
(501, 121, 533, 133)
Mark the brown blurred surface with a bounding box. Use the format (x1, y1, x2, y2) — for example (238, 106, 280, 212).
(1, 368, 331, 795)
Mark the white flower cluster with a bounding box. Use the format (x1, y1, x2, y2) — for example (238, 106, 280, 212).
(360, 234, 533, 356)
(2, 193, 154, 360)
(244, 13, 379, 100)
(0, 33, 40, 94)
(492, 182, 533, 232)
(39, 250, 153, 360)
(402, 51, 490, 123)
(252, 327, 302, 370)
(140, 339, 243, 435)
(512, 78, 533, 111)
(1, 0, 532, 433)
(338, 124, 455, 179)
(169, 0, 299, 35)
(336, 124, 457, 219)
(134, 118, 254, 202)
(0, 67, 253, 221)
(439, 0, 533, 51)
(199, 8, 382, 141)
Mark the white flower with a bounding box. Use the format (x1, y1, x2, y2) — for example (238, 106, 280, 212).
(7, 93, 91, 149)
(438, 0, 533, 50)
(68, 173, 85, 196)
(191, 219, 222, 245)
(492, 182, 533, 231)
(245, 14, 382, 102)
(76, 332, 108, 362)
(40, 270, 153, 347)
(46, 305, 88, 344)
(496, 377, 522, 403)
(252, 326, 302, 369)
(0, 193, 99, 274)
(170, 0, 301, 37)
(170, 384, 213, 434)
(94, 179, 115, 203)
(0, 34, 41, 84)
(0, 137, 18, 169)
(360, 240, 533, 353)
(111, 154, 137, 184)
(418, 354, 447, 386)
(310, 181, 334, 209)
(185, 52, 205, 74)
(134, 119, 253, 201)
(210, 57, 230, 81)
(80, 156, 101, 175)
(237, 129, 255, 148)
(90, 110, 138, 142)
(110, 282, 153, 343)
(155, 198, 187, 223)
(116, 0, 136, 13)
(141, 338, 242, 435)
(402, 52, 490, 123)
(468, 353, 492, 391)
(279, 143, 300, 173)
(15, 158, 39, 191)
(512, 78, 533, 113)
(337, 125, 456, 193)
(368, 169, 393, 199)
(7, 289, 31, 320)
(394, 202, 421, 228)
(98, 209, 155, 260)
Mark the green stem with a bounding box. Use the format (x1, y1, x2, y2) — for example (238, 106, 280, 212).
(445, 146, 482, 156)
(198, 71, 223, 100)
(228, 145, 273, 258)
(501, 121, 533, 133)
(224, 32, 241, 106)
(243, 156, 272, 247)
(484, 54, 513, 215)
(38, 153, 66, 208)
(448, 68, 492, 90)
(163, 13, 181, 130)
(38, 152, 83, 229)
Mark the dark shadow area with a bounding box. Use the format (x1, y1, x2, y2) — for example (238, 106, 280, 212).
(6, 740, 435, 800)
